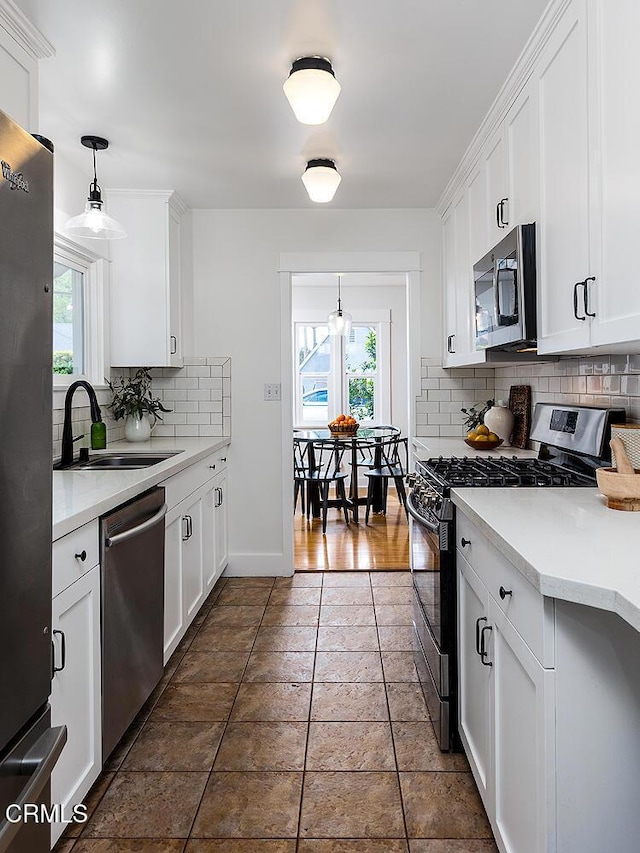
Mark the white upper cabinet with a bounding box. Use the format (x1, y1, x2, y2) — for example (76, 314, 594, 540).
(536, 0, 593, 354)
(108, 190, 186, 368)
(484, 130, 509, 250)
(506, 80, 539, 228)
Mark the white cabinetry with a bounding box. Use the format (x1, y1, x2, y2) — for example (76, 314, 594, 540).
(50, 536, 101, 848)
(457, 514, 555, 853)
(107, 190, 186, 368)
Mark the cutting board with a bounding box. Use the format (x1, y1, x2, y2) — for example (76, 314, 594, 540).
(508, 385, 532, 448)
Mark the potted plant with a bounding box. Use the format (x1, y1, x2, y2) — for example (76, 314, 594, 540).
(107, 368, 171, 442)
(460, 399, 495, 432)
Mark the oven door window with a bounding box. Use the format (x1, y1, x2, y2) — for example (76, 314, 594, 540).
(410, 518, 441, 647)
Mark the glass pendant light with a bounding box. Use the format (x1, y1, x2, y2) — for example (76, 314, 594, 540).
(283, 57, 341, 125)
(63, 135, 126, 240)
(301, 158, 342, 203)
(327, 274, 352, 336)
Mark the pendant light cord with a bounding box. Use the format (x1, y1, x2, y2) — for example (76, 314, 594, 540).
(337, 274, 343, 316)
(91, 145, 99, 194)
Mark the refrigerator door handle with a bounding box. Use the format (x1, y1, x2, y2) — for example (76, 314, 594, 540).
(0, 725, 67, 853)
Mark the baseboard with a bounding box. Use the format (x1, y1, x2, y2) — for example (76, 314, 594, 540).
(223, 553, 294, 578)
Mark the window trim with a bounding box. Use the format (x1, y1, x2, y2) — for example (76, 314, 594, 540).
(52, 234, 110, 400)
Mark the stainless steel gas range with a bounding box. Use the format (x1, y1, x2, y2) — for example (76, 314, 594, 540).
(406, 403, 625, 752)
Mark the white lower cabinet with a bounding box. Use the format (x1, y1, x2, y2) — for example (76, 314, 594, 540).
(181, 492, 204, 624)
(50, 565, 101, 847)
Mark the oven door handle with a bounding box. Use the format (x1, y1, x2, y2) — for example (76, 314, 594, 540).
(407, 498, 440, 533)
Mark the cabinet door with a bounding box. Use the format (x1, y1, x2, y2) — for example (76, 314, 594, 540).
(167, 205, 183, 366)
(536, 0, 593, 353)
(457, 555, 492, 803)
(467, 163, 488, 266)
(485, 130, 509, 248)
(213, 469, 229, 579)
(164, 513, 184, 662)
(182, 494, 204, 625)
(506, 80, 539, 227)
(590, 0, 640, 347)
(50, 567, 101, 847)
(452, 192, 475, 362)
(442, 204, 458, 366)
(201, 483, 217, 594)
(488, 599, 556, 853)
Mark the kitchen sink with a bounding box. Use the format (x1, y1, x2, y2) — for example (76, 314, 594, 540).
(56, 452, 179, 471)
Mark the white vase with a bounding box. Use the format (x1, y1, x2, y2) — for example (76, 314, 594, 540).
(124, 414, 151, 442)
(483, 401, 515, 445)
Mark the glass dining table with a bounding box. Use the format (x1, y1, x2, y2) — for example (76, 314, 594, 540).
(293, 425, 401, 523)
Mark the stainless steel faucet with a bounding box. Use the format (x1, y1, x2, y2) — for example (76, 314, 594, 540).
(59, 380, 102, 468)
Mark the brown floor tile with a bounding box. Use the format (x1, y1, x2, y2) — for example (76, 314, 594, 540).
(53, 840, 77, 853)
(306, 722, 396, 770)
(186, 842, 296, 853)
(314, 651, 383, 682)
(321, 573, 372, 588)
(224, 577, 275, 588)
(319, 605, 376, 626)
(409, 842, 498, 853)
(393, 722, 469, 771)
(253, 626, 318, 652)
(121, 721, 225, 771)
(268, 587, 322, 606)
(316, 626, 379, 652)
(321, 587, 374, 606)
(386, 683, 430, 721)
(382, 651, 419, 682)
(244, 651, 315, 682)
(214, 721, 308, 770)
(310, 683, 389, 721)
(300, 772, 404, 838)
(172, 651, 249, 683)
(190, 625, 258, 653)
(103, 721, 144, 771)
(298, 842, 408, 853)
(261, 605, 320, 626)
(373, 586, 414, 605)
(375, 604, 414, 625)
(73, 841, 186, 852)
(370, 571, 412, 586)
(150, 683, 238, 721)
(63, 771, 115, 837)
(175, 623, 199, 654)
(230, 682, 312, 721)
(206, 605, 266, 626)
(275, 573, 323, 587)
(192, 771, 303, 837)
(378, 626, 415, 651)
(84, 771, 208, 838)
(215, 587, 272, 606)
(400, 772, 493, 839)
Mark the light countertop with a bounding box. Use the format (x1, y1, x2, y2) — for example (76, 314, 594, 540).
(53, 436, 230, 540)
(413, 436, 537, 460)
(452, 486, 640, 632)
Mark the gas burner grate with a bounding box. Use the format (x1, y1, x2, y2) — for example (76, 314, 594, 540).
(418, 455, 596, 489)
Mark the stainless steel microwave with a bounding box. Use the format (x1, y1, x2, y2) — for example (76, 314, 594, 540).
(474, 223, 537, 351)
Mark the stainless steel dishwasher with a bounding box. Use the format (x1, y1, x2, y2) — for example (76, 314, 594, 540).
(100, 487, 167, 760)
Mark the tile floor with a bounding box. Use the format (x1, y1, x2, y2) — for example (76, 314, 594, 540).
(54, 571, 497, 853)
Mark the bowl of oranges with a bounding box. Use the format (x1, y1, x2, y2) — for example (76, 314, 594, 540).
(464, 423, 503, 451)
(328, 414, 359, 436)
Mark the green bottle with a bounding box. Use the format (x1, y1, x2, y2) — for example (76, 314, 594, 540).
(91, 420, 107, 450)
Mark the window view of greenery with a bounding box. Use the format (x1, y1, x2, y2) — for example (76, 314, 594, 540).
(53, 261, 84, 375)
(346, 327, 377, 421)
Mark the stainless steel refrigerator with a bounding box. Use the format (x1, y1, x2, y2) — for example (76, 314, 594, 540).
(0, 109, 66, 852)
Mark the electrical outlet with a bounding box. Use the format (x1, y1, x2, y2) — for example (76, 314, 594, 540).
(264, 383, 282, 401)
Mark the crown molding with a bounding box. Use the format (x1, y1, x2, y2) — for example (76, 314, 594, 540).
(436, 0, 572, 216)
(0, 0, 54, 59)
(106, 188, 188, 215)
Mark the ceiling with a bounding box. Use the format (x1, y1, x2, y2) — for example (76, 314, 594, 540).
(17, 0, 549, 209)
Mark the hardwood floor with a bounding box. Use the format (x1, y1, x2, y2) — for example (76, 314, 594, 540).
(294, 491, 410, 571)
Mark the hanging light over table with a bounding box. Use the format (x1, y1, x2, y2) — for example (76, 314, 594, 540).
(63, 135, 126, 240)
(283, 56, 341, 125)
(327, 274, 352, 336)
(302, 158, 342, 203)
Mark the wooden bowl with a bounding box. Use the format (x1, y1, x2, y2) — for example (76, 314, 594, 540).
(596, 466, 640, 511)
(464, 437, 504, 451)
(328, 422, 359, 437)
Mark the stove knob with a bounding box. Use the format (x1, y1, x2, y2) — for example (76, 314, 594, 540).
(406, 474, 417, 487)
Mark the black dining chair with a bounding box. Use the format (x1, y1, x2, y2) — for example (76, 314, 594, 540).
(293, 437, 318, 516)
(300, 439, 351, 534)
(363, 435, 409, 523)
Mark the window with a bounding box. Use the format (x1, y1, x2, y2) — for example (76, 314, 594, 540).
(294, 317, 390, 426)
(52, 235, 109, 389)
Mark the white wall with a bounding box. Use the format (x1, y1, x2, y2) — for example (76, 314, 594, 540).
(191, 207, 441, 574)
(292, 278, 409, 437)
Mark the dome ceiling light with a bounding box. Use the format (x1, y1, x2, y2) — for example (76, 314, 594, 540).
(63, 135, 126, 240)
(283, 56, 341, 125)
(301, 158, 342, 203)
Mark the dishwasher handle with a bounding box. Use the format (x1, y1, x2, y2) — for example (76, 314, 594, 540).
(105, 503, 168, 548)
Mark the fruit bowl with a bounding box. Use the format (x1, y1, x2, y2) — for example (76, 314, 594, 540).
(464, 437, 504, 451)
(329, 422, 359, 437)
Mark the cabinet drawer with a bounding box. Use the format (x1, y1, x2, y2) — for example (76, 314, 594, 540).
(457, 513, 554, 667)
(52, 520, 99, 597)
(161, 447, 228, 509)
